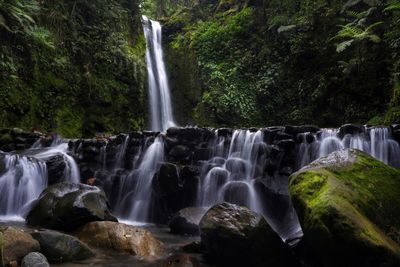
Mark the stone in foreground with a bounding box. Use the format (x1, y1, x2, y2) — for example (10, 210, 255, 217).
(26, 182, 117, 230)
(2, 227, 40, 265)
(199, 202, 297, 267)
(31, 230, 94, 263)
(169, 207, 208, 235)
(75, 221, 164, 260)
(290, 149, 400, 267)
(21, 252, 50, 267)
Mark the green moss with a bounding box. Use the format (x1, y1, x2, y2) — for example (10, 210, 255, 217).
(290, 150, 400, 266)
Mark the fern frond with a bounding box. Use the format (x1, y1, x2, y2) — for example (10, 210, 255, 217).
(384, 2, 400, 12)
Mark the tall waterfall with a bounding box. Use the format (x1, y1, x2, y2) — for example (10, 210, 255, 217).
(142, 15, 176, 132)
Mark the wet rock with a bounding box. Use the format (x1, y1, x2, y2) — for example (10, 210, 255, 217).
(284, 125, 320, 135)
(169, 145, 191, 162)
(45, 155, 67, 185)
(26, 182, 117, 231)
(181, 241, 201, 253)
(225, 158, 247, 175)
(199, 202, 296, 267)
(180, 166, 200, 206)
(2, 227, 40, 265)
(276, 139, 296, 151)
(192, 148, 212, 161)
(217, 128, 233, 137)
(221, 182, 250, 206)
(290, 149, 400, 267)
(274, 132, 293, 141)
(152, 163, 180, 197)
(31, 230, 94, 263)
(75, 221, 164, 259)
(21, 252, 50, 267)
(161, 254, 199, 267)
(339, 124, 364, 137)
(169, 207, 208, 235)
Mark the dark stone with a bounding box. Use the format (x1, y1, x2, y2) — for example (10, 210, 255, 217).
(192, 148, 212, 161)
(181, 241, 201, 253)
(284, 125, 320, 135)
(217, 128, 233, 137)
(221, 182, 250, 206)
(275, 132, 293, 141)
(31, 231, 94, 263)
(339, 124, 364, 137)
(199, 202, 297, 267)
(169, 145, 191, 162)
(21, 252, 50, 267)
(26, 182, 117, 231)
(152, 163, 180, 198)
(169, 207, 208, 235)
(276, 139, 296, 151)
(45, 155, 67, 185)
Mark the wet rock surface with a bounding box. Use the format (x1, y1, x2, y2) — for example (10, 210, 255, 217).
(75, 221, 164, 260)
(169, 207, 208, 235)
(26, 182, 117, 231)
(2, 227, 40, 265)
(290, 149, 400, 267)
(199, 202, 298, 267)
(31, 230, 94, 263)
(21, 252, 50, 267)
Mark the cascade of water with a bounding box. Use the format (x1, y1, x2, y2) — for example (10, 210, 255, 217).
(29, 143, 81, 183)
(114, 136, 165, 222)
(114, 135, 129, 169)
(197, 129, 302, 241)
(142, 15, 175, 132)
(297, 126, 400, 169)
(0, 153, 47, 217)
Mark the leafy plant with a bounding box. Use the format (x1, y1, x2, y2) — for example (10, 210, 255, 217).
(0, 0, 39, 32)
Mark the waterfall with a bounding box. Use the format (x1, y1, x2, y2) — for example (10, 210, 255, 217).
(0, 139, 81, 219)
(197, 129, 302, 241)
(297, 126, 400, 169)
(142, 15, 176, 132)
(114, 136, 165, 223)
(0, 153, 47, 218)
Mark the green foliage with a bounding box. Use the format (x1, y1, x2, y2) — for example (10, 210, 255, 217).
(331, 22, 383, 53)
(0, 0, 146, 137)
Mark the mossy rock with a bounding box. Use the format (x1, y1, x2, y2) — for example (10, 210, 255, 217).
(289, 149, 400, 267)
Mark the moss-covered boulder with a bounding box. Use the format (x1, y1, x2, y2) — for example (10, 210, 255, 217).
(289, 149, 400, 267)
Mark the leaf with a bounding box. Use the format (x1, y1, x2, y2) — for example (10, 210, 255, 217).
(336, 39, 354, 53)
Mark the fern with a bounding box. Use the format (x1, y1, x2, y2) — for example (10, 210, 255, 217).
(0, 0, 39, 33)
(384, 2, 400, 12)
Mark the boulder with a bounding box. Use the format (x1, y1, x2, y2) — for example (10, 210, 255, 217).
(2, 227, 40, 265)
(339, 123, 364, 137)
(21, 252, 50, 267)
(199, 202, 297, 267)
(31, 230, 94, 263)
(0, 230, 3, 267)
(152, 163, 180, 198)
(169, 207, 208, 235)
(75, 221, 164, 259)
(284, 125, 320, 135)
(161, 254, 199, 267)
(44, 155, 67, 185)
(169, 145, 191, 162)
(26, 182, 117, 231)
(290, 149, 400, 267)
